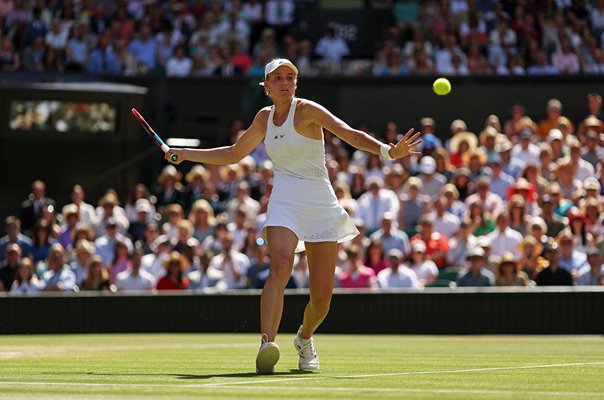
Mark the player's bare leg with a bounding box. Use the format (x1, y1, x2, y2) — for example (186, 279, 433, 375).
(294, 241, 337, 371)
(256, 226, 297, 374)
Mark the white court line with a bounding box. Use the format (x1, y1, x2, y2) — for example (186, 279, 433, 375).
(334, 361, 604, 379)
(2, 361, 603, 391)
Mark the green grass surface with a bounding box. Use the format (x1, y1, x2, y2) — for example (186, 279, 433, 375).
(1, 334, 603, 399)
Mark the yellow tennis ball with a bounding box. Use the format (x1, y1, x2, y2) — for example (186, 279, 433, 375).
(433, 78, 451, 96)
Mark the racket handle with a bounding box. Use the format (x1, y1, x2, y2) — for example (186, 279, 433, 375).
(160, 143, 178, 163)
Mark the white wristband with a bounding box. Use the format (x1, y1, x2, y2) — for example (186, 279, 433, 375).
(380, 143, 393, 159)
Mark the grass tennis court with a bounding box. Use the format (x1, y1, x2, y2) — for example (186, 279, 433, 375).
(1, 334, 603, 399)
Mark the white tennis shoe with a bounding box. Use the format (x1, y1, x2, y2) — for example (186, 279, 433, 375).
(256, 334, 280, 375)
(294, 327, 319, 371)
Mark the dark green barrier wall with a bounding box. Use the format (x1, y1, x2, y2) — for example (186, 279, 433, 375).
(1, 288, 602, 335)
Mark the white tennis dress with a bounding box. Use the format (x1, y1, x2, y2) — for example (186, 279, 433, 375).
(261, 98, 359, 253)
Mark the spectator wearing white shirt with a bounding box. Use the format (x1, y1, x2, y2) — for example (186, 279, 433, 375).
(264, 0, 295, 39)
(166, 45, 192, 77)
(485, 211, 523, 258)
(465, 176, 504, 216)
(408, 240, 438, 287)
(207, 233, 250, 289)
(45, 19, 68, 51)
(62, 184, 97, 229)
(116, 247, 156, 291)
(243, 0, 264, 49)
(315, 25, 350, 66)
(356, 176, 400, 234)
(142, 235, 173, 280)
(432, 195, 460, 240)
(10, 258, 43, 294)
(566, 139, 595, 182)
(377, 249, 420, 290)
(417, 156, 447, 197)
(511, 128, 540, 166)
(434, 34, 466, 74)
(40, 244, 77, 292)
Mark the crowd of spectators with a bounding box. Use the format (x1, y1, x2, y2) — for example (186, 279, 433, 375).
(2, 93, 604, 294)
(2, 0, 604, 77)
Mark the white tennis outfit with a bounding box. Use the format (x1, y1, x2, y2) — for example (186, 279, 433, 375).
(262, 98, 359, 253)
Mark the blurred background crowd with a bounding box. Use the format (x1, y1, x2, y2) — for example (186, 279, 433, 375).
(2, 93, 604, 293)
(1, 0, 604, 77)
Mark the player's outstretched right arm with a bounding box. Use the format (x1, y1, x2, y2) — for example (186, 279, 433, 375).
(165, 108, 269, 165)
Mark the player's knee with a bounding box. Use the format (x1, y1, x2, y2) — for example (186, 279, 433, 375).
(267, 254, 293, 284)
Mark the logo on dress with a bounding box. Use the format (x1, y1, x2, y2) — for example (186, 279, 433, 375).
(274, 133, 285, 139)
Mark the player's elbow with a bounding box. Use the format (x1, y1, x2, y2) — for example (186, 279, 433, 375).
(224, 146, 244, 164)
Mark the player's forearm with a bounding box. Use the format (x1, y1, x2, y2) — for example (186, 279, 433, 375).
(177, 146, 239, 165)
(344, 129, 386, 155)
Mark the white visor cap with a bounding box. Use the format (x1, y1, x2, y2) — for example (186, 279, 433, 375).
(259, 59, 298, 86)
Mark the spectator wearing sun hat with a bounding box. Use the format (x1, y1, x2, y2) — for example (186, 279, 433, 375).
(456, 246, 494, 287)
(183, 164, 208, 213)
(156, 251, 189, 290)
(449, 130, 477, 168)
(578, 114, 603, 138)
(495, 252, 532, 286)
(445, 119, 468, 153)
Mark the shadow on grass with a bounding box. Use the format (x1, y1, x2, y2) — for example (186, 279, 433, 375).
(74, 369, 314, 380)
(176, 369, 314, 380)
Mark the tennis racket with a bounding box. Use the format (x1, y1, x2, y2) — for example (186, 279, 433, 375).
(131, 108, 178, 163)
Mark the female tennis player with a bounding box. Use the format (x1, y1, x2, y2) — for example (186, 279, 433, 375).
(166, 59, 422, 374)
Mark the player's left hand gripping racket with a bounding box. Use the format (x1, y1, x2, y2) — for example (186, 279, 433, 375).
(131, 108, 178, 163)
